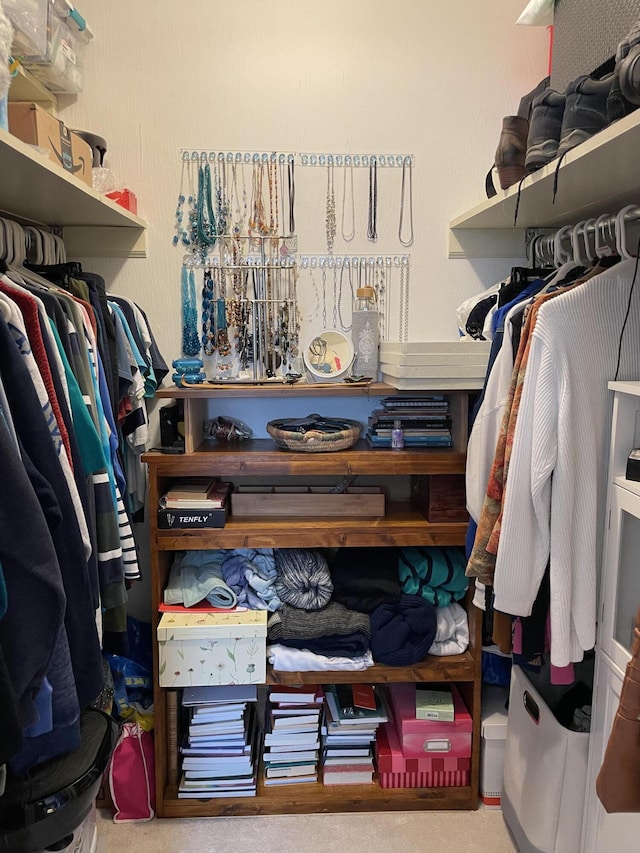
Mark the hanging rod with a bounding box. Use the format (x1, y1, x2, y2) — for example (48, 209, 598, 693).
(530, 205, 640, 265)
(298, 254, 410, 268)
(298, 153, 414, 167)
(179, 149, 296, 164)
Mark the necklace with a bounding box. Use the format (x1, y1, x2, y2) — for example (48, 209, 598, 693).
(321, 262, 328, 327)
(377, 258, 387, 341)
(182, 264, 200, 356)
(367, 159, 378, 242)
(399, 156, 414, 246)
(229, 163, 245, 236)
(196, 163, 217, 248)
(287, 159, 295, 235)
(399, 258, 410, 341)
(202, 268, 215, 356)
(341, 161, 355, 242)
(337, 259, 354, 332)
(268, 158, 279, 236)
(326, 163, 336, 253)
(279, 157, 286, 237)
(307, 263, 320, 321)
(332, 260, 338, 327)
(173, 158, 190, 247)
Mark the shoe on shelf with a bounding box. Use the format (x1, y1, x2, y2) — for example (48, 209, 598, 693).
(616, 19, 640, 105)
(557, 74, 614, 158)
(517, 75, 551, 121)
(525, 88, 566, 172)
(484, 76, 550, 197)
(494, 115, 529, 190)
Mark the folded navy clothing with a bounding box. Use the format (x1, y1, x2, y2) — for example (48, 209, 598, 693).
(370, 593, 437, 666)
(273, 632, 370, 659)
(330, 547, 401, 614)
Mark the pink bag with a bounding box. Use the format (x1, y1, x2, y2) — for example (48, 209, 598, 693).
(108, 722, 155, 822)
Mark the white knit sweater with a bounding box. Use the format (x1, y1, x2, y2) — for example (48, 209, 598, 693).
(494, 259, 640, 667)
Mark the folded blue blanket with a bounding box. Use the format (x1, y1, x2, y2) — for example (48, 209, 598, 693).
(179, 551, 237, 609)
(222, 549, 282, 611)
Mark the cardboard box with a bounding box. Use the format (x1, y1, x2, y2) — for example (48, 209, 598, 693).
(8, 102, 92, 186)
(480, 685, 509, 808)
(157, 610, 267, 687)
(387, 683, 472, 758)
(376, 722, 471, 788)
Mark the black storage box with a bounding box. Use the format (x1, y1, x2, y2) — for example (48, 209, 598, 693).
(158, 504, 228, 529)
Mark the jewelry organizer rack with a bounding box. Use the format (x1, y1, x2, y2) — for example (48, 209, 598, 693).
(188, 235, 300, 382)
(298, 255, 411, 342)
(175, 146, 414, 377)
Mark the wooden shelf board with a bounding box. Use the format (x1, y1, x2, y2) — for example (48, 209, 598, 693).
(267, 653, 476, 685)
(155, 381, 397, 399)
(0, 128, 146, 257)
(448, 109, 640, 256)
(8, 66, 57, 111)
(159, 781, 476, 818)
(154, 502, 468, 549)
(144, 440, 466, 477)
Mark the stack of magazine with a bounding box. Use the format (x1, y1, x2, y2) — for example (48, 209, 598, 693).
(365, 396, 452, 448)
(321, 684, 388, 785)
(178, 685, 259, 798)
(263, 685, 323, 786)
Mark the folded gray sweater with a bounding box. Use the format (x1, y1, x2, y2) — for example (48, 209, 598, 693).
(268, 601, 370, 641)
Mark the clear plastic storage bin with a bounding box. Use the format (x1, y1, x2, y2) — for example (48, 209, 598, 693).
(5, 0, 92, 94)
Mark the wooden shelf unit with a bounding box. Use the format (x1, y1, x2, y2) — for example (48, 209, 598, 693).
(144, 387, 482, 818)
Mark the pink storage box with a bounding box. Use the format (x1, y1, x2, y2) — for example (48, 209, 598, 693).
(376, 723, 470, 788)
(386, 683, 472, 757)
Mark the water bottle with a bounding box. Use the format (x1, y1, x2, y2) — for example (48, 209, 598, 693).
(351, 286, 379, 378)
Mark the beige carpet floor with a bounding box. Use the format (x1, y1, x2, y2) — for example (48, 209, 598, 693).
(96, 807, 517, 852)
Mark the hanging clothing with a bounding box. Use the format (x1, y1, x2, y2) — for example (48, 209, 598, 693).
(494, 258, 640, 666)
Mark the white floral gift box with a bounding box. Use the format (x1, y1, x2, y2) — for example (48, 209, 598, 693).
(157, 610, 267, 687)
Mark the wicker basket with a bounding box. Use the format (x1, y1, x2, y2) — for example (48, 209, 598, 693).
(266, 416, 362, 452)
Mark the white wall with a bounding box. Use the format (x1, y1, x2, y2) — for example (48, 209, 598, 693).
(60, 0, 548, 360)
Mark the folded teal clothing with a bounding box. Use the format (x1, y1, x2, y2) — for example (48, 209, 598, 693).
(164, 551, 237, 609)
(398, 546, 469, 607)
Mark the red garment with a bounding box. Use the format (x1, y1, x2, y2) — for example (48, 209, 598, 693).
(0, 281, 73, 468)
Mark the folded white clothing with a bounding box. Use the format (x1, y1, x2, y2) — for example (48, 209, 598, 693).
(428, 602, 469, 657)
(473, 580, 486, 611)
(267, 645, 374, 672)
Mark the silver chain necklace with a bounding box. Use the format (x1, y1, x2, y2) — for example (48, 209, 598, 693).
(399, 157, 414, 247)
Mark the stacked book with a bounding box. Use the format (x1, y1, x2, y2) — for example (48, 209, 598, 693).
(365, 396, 452, 448)
(178, 685, 260, 798)
(263, 685, 323, 786)
(321, 684, 388, 785)
(158, 478, 231, 529)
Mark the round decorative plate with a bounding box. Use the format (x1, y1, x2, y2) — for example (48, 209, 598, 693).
(303, 329, 354, 382)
